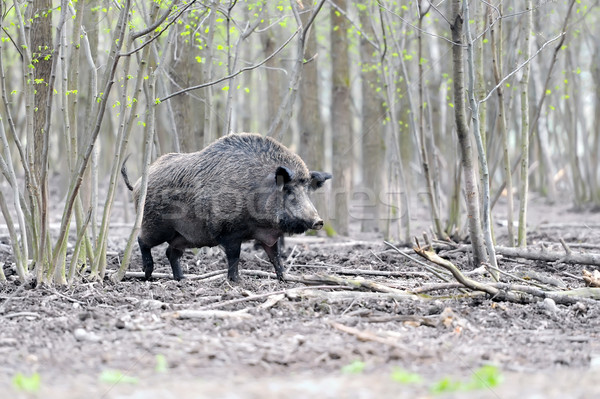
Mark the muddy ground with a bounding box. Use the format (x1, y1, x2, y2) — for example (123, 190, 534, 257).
(1, 199, 600, 398)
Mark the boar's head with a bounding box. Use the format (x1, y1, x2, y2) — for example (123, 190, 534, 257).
(274, 165, 332, 234)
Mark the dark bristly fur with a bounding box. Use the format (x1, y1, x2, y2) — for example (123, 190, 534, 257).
(121, 132, 332, 282)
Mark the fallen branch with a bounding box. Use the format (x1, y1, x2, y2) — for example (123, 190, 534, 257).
(336, 269, 432, 279)
(3, 311, 41, 319)
(196, 285, 345, 311)
(384, 241, 452, 282)
(124, 270, 226, 281)
(286, 289, 416, 302)
(410, 282, 466, 294)
(123, 269, 414, 296)
(435, 242, 600, 267)
(295, 273, 411, 295)
(167, 309, 252, 320)
(413, 245, 597, 304)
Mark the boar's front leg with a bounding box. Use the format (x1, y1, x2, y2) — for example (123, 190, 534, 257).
(165, 246, 185, 281)
(260, 240, 285, 282)
(222, 239, 242, 282)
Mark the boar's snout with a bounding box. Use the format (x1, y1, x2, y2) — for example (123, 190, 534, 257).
(312, 219, 324, 230)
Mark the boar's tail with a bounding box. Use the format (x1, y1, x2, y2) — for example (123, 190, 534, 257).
(121, 154, 135, 191)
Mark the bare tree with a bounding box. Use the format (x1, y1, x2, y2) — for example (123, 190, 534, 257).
(330, 0, 352, 236)
(358, 3, 385, 233)
(517, 0, 533, 247)
(450, 0, 487, 266)
(298, 3, 327, 221)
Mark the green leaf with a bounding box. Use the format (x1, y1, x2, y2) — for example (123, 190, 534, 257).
(430, 377, 462, 394)
(390, 368, 423, 384)
(466, 365, 503, 389)
(341, 360, 366, 374)
(155, 354, 168, 373)
(99, 370, 138, 385)
(12, 373, 41, 393)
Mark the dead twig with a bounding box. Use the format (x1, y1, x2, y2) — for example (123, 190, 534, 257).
(384, 241, 452, 282)
(410, 282, 465, 294)
(167, 309, 252, 320)
(336, 269, 432, 279)
(124, 270, 227, 281)
(287, 290, 417, 303)
(196, 285, 344, 311)
(3, 311, 41, 319)
(328, 321, 418, 357)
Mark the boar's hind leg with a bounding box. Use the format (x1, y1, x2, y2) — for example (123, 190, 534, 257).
(166, 246, 185, 281)
(260, 241, 285, 282)
(138, 237, 155, 280)
(222, 240, 242, 282)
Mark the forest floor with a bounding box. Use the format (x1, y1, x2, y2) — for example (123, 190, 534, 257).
(1, 197, 600, 398)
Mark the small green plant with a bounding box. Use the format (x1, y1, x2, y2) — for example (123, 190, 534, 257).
(430, 365, 503, 394)
(99, 370, 139, 384)
(12, 372, 41, 393)
(341, 360, 366, 374)
(323, 222, 337, 237)
(430, 377, 463, 394)
(390, 368, 423, 384)
(155, 354, 168, 373)
(466, 365, 503, 389)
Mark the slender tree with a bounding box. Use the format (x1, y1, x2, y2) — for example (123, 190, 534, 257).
(490, 5, 515, 246)
(330, 0, 352, 236)
(358, 2, 385, 233)
(450, 0, 487, 266)
(517, 0, 533, 247)
(298, 3, 327, 220)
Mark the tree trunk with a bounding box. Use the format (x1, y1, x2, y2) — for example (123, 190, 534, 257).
(358, 4, 385, 233)
(262, 25, 282, 140)
(169, 19, 202, 151)
(31, 0, 52, 178)
(203, 1, 218, 147)
(330, 0, 352, 236)
(517, 0, 533, 247)
(417, 4, 443, 238)
(450, 0, 487, 266)
(592, 47, 600, 207)
(298, 5, 327, 220)
(490, 5, 515, 246)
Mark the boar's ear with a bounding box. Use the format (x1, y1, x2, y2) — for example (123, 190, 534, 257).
(275, 166, 294, 189)
(310, 171, 332, 190)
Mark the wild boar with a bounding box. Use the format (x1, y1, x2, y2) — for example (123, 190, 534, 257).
(121, 132, 331, 282)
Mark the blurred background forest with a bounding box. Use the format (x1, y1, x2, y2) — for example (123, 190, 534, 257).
(0, 0, 598, 284)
